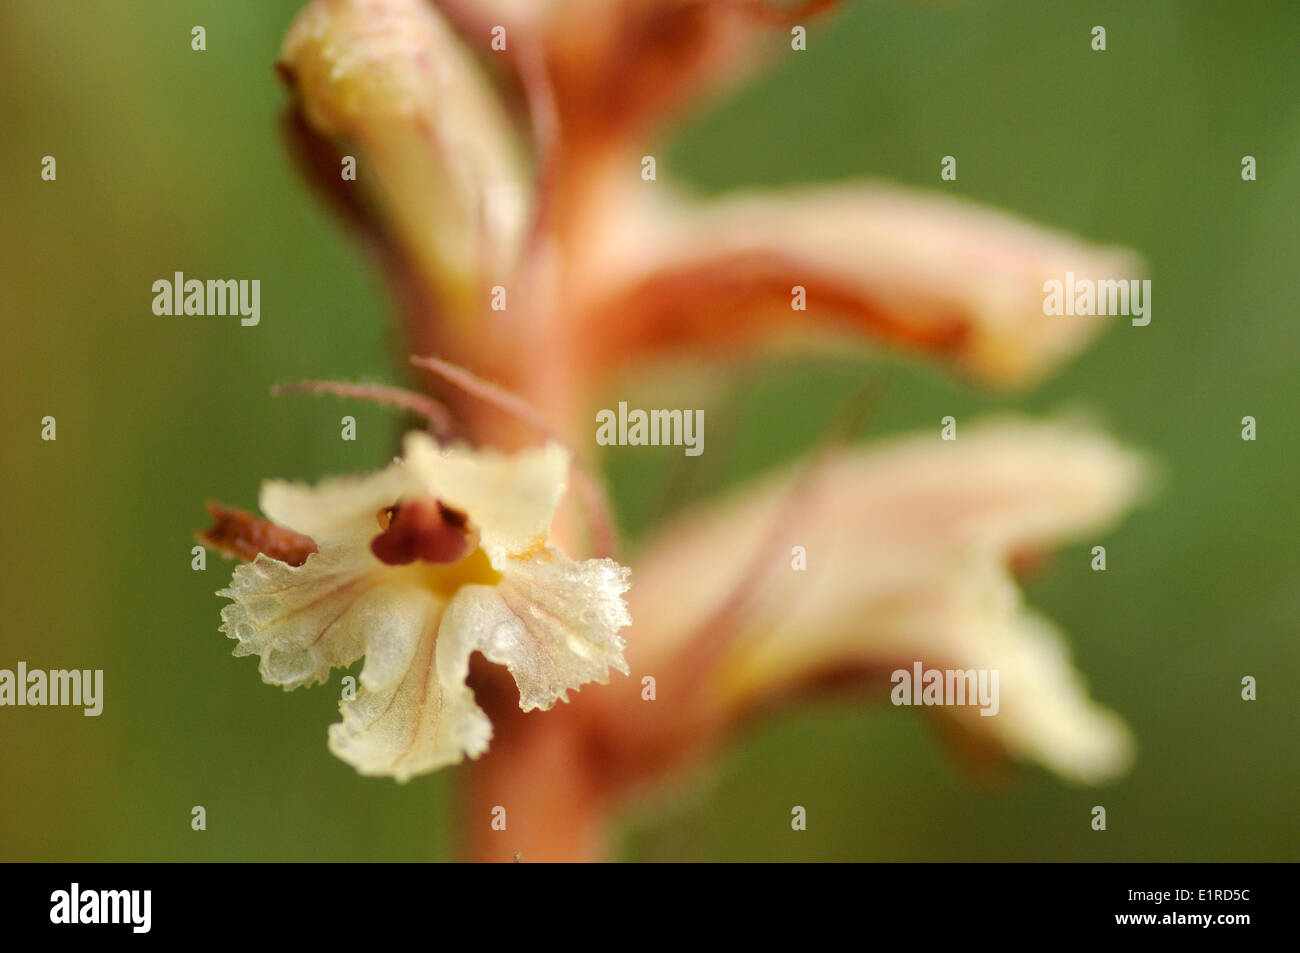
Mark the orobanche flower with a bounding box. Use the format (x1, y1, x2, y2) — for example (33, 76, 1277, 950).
(216, 433, 631, 781)
(592, 418, 1152, 791)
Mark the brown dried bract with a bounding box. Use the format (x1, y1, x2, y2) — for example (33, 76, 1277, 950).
(198, 502, 319, 567)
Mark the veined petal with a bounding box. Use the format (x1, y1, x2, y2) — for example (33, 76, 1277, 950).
(581, 185, 1142, 388)
(402, 432, 569, 557)
(218, 543, 390, 689)
(442, 550, 632, 711)
(623, 418, 1151, 783)
(326, 549, 631, 780)
(327, 585, 495, 780)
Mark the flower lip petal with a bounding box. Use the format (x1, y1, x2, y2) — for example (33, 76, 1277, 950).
(441, 550, 632, 713)
(218, 543, 387, 690)
(326, 586, 496, 781)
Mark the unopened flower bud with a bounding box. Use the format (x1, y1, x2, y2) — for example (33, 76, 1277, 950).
(280, 0, 530, 312)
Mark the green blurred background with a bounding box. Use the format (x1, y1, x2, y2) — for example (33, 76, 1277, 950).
(1, 0, 1295, 861)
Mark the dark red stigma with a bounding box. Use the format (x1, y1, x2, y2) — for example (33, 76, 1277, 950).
(370, 498, 474, 566)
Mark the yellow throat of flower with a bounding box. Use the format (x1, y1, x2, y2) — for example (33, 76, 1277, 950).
(399, 546, 503, 599)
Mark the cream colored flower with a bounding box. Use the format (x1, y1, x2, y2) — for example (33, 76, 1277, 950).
(615, 418, 1151, 785)
(217, 433, 631, 781)
(578, 184, 1141, 389)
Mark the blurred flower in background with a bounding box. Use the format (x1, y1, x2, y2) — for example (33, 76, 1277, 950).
(201, 0, 1157, 860)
